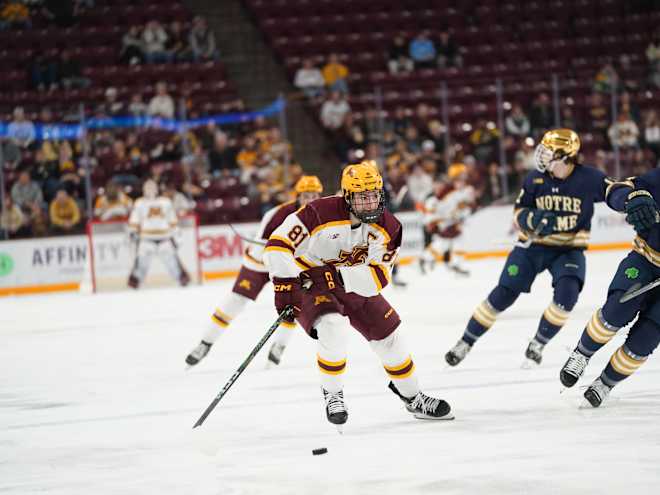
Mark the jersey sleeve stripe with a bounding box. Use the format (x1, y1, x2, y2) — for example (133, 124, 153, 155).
(294, 257, 313, 270)
(310, 220, 351, 236)
(369, 265, 383, 292)
(269, 235, 295, 249)
(370, 223, 392, 244)
(369, 263, 390, 286)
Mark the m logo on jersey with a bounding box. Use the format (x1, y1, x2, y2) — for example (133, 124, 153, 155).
(324, 244, 369, 267)
(314, 295, 332, 305)
(238, 279, 251, 290)
(147, 206, 163, 218)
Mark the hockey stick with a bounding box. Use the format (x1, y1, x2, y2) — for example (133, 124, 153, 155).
(619, 277, 660, 303)
(192, 306, 294, 428)
(516, 218, 548, 248)
(229, 223, 266, 246)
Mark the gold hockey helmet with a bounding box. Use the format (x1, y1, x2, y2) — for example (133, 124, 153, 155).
(534, 128, 581, 173)
(447, 163, 468, 180)
(294, 175, 323, 194)
(341, 160, 385, 223)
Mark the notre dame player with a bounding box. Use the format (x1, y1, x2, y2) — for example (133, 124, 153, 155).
(560, 169, 660, 407)
(445, 129, 613, 367)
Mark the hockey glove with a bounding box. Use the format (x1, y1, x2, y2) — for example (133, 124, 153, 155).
(625, 190, 660, 234)
(519, 208, 556, 236)
(300, 265, 343, 295)
(273, 277, 302, 319)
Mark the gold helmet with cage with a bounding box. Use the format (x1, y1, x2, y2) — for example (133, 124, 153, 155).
(533, 128, 581, 173)
(341, 160, 385, 223)
(294, 175, 323, 194)
(447, 163, 468, 180)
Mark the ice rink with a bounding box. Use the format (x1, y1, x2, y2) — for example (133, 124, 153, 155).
(2, 249, 659, 495)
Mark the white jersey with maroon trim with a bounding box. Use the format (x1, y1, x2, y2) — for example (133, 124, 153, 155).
(263, 196, 401, 298)
(424, 184, 475, 232)
(128, 196, 178, 241)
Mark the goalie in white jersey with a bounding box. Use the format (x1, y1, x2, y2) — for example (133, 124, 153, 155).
(264, 161, 454, 428)
(127, 180, 191, 288)
(420, 163, 476, 276)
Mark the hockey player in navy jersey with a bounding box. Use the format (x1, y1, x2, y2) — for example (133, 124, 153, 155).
(445, 129, 613, 367)
(560, 169, 660, 407)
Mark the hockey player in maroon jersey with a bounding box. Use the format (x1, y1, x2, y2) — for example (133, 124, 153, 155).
(264, 161, 454, 428)
(185, 176, 323, 367)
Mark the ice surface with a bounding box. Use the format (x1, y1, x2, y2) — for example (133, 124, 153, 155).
(1, 250, 659, 495)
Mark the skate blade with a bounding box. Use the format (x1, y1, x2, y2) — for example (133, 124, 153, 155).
(265, 359, 279, 370)
(414, 412, 455, 421)
(578, 399, 597, 409)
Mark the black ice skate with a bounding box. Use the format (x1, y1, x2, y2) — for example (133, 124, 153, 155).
(448, 263, 470, 277)
(323, 389, 348, 429)
(583, 378, 612, 408)
(524, 339, 545, 365)
(185, 340, 212, 366)
(267, 342, 286, 366)
(388, 382, 454, 420)
(445, 339, 472, 366)
(560, 349, 590, 388)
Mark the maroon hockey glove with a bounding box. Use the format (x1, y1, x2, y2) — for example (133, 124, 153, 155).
(273, 277, 302, 319)
(300, 265, 343, 294)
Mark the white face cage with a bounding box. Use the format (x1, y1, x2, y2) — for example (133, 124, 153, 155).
(533, 143, 557, 173)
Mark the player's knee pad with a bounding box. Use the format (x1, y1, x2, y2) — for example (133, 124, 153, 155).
(216, 292, 250, 319)
(488, 284, 519, 312)
(601, 291, 640, 328)
(315, 313, 348, 354)
(553, 276, 581, 311)
(626, 317, 660, 357)
(369, 328, 407, 357)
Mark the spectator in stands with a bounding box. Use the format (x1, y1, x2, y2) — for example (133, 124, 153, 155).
(436, 29, 462, 69)
(294, 58, 325, 100)
(608, 111, 640, 150)
(408, 31, 437, 70)
(30, 54, 59, 92)
(7, 107, 36, 150)
(11, 170, 43, 212)
(588, 92, 610, 138)
(0, 197, 27, 238)
(322, 53, 349, 95)
(407, 164, 434, 206)
(208, 130, 238, 176)
(427, 119, 446, 156)
(49, 189, 81, 234)
(593, 62, 619, 93)
(392, 106, 411, 136)
(529, 93, 553, 138)
(0, 0, 31, 30)
(236, 134, 259, 173)
(646, 30, 660, 89)
(514, 138, 536, 173)
(94, 180, 132, 220)
(59, 50, 90, 90)
(505, 104, 531, 138)
(404, 124, 421, 153)
(33, 148, 60, 201)
(469, 120, 500, 164)
(103, 87, 125, 116)
(619, 91, 640, 123)
(57, 141, 82, 195)
(148, 82, 175, 119)
(387, 35, 413, 75)
(642, 109, 660, 161)
(128, 93, 148, 117)
(142, 20, 171, 64)
(320, 91, 350, 131)
(163, 183, 194, 217)
(165, 21, 189, 62)
(120, 25, 145, 65)
(189, 16, 218, 62)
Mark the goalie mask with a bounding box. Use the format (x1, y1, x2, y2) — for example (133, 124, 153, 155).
(533, 128, 580, 176)
(341, 160, 385, 224)
(294, 175, 323, 205)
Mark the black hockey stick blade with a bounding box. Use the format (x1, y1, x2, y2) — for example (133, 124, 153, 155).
(229, 223, 266, 246)
(619, 278, 660, 303)
(192, 306, 294, 428)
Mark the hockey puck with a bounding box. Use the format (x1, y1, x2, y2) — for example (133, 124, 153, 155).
(312, 448, 328, 456)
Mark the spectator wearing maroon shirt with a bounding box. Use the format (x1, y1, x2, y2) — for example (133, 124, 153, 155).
(208, 131, 238, 177)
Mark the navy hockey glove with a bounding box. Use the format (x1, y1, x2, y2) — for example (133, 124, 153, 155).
(300, 265, 343, 295)
(273, 277, 302, 319)
(518, 209, 556, 236)
(625, 190, 660, 234)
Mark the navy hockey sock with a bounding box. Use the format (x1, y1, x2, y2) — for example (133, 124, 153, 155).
(463, 285, 518, 345)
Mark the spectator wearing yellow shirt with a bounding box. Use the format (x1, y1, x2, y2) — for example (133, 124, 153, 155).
(322, 53, 349, 95)
(49, 190, 81, 234)
(0, 1, 31, 30)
